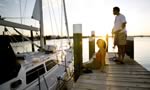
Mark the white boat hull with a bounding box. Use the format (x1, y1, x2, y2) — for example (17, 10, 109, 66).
(0, 48, 73, 90)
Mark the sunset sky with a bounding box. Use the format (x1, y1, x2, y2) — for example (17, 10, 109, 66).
(0, 0, 150, 36)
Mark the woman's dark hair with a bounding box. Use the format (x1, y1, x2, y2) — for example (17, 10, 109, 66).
(113, 7, 120, 12)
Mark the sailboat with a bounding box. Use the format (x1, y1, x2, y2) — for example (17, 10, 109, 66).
(0, 0, 73, 90)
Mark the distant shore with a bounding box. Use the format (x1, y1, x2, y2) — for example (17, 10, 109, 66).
(1, 35, 149, 42)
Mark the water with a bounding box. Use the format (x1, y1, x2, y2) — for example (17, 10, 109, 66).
(11, 39, 70, 53)
(11, 37, 150, 71)
(134, 37, 150, 71)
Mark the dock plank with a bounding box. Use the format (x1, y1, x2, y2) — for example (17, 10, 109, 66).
(71, 53, 150, 90)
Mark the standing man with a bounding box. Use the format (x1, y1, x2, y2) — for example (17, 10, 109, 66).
(112, 7, 127, 64)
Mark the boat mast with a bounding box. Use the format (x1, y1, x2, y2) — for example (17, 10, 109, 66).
(62, 0, 70, 45)
(39, 0, 44, 49)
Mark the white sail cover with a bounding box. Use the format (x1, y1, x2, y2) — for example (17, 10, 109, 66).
(32, 0, 40, 21)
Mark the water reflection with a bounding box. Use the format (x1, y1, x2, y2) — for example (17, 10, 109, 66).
(134, 37, 150, 71)
(11, 37, 150, 71)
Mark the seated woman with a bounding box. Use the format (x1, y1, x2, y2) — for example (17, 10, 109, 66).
(83, 39, 106, 72)
(96, 39, 106, 72)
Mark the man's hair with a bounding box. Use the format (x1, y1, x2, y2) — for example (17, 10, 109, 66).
(113, 7, 120, 12)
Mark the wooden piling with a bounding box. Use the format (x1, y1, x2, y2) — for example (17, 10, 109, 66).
(106, 34, 108, 52)
(126, 37, 134, 59)
(30, 31, 35, 52)
(44, 37, 46, 45)
(73, 24, 83, 82)
(89, 31, 95, 59)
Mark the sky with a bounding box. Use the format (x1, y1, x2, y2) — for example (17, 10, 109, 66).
(0, 0, 150, 36)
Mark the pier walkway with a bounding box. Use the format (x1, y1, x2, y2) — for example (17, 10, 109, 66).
(71, 53, 150, 90)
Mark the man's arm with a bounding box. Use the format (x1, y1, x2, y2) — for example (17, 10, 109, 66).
(122, 22, 126, 30)
(115, 22, 126, 33)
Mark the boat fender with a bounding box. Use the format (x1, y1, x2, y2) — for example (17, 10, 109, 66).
(57, 72, 66, 81)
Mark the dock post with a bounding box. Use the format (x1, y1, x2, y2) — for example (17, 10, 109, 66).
(30, 31, 35, 52)
(44, 37, 46, 45)
(89, 31, 95, 59)
(106, 34, 108, 52)
(73, 24, 82, 82)
(126, 37, 134, 59)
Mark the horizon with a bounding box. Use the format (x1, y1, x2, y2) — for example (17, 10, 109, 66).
(0, 0, 150, 36)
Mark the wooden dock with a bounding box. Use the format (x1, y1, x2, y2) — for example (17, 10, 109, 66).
(71, 53, 150, 90)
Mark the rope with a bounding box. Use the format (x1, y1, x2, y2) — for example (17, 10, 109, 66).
(22, 0, 28, 24)
(23, 0, 27, 17)
(56, 0, 61, 21)
(47, 0, 64, 64)
(46, 0, 57, 48)
(19, 0, 22, 24)
(13, 28, 42, 50)
(4, 27, 18, 42)
(62, 0, 71, 47)
(19, 0, 26, 43)
(46, 0, 54, 35)
(48, 0, 60, 36)
(4, 27, 27, 52)
(38, 70, 41, 90)
(43, 75, 49, 90)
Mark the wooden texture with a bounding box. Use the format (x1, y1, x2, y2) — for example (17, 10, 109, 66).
(71, 53, 150, 90)
(73, 33, 83, 82)
(89, 37, 95, 59)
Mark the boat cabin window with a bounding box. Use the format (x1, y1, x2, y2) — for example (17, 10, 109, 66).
(45, 60, 57, 71)
(26, 64, 45, 84)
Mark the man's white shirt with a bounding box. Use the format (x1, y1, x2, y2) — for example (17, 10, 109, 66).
(113, 14, 127, 33)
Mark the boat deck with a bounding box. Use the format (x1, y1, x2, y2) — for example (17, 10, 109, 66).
(71, 53, 150, 90)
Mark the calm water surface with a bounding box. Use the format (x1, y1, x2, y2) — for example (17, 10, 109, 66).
(11, 37, 150, 71)
(134, 37, 150, 71)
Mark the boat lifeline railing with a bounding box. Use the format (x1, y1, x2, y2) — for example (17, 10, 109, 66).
(13, 28, 41, 49)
